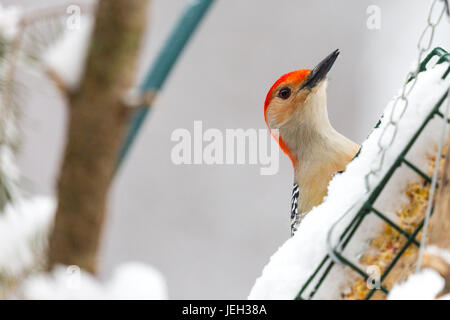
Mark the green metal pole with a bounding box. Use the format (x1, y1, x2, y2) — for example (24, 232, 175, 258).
(117, 0, 216, 169)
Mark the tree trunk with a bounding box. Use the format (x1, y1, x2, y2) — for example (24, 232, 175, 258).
(429, 133, 450, 249)
(47, 0, 149, 273)
(422, 133, 450, 297)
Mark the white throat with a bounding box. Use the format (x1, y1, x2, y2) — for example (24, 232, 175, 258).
(280, 82, 357, 175)
(280, 82, 337, 163)
(277, 82, 359, 212)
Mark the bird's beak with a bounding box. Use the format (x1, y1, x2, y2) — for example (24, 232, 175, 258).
(300, 49, 340, 90)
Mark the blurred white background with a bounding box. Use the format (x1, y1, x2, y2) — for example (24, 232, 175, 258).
(3, 0, 450, 298)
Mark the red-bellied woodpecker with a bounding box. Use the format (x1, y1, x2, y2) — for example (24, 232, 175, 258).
(264, 49, 359, 235)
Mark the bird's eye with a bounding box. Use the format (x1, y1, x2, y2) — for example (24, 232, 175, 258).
(278, 87, 291, 100)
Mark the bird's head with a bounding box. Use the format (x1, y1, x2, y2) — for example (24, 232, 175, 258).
(264, 49, 340, 166)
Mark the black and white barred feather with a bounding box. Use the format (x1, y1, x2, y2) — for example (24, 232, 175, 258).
(290, 183, 301, 236)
